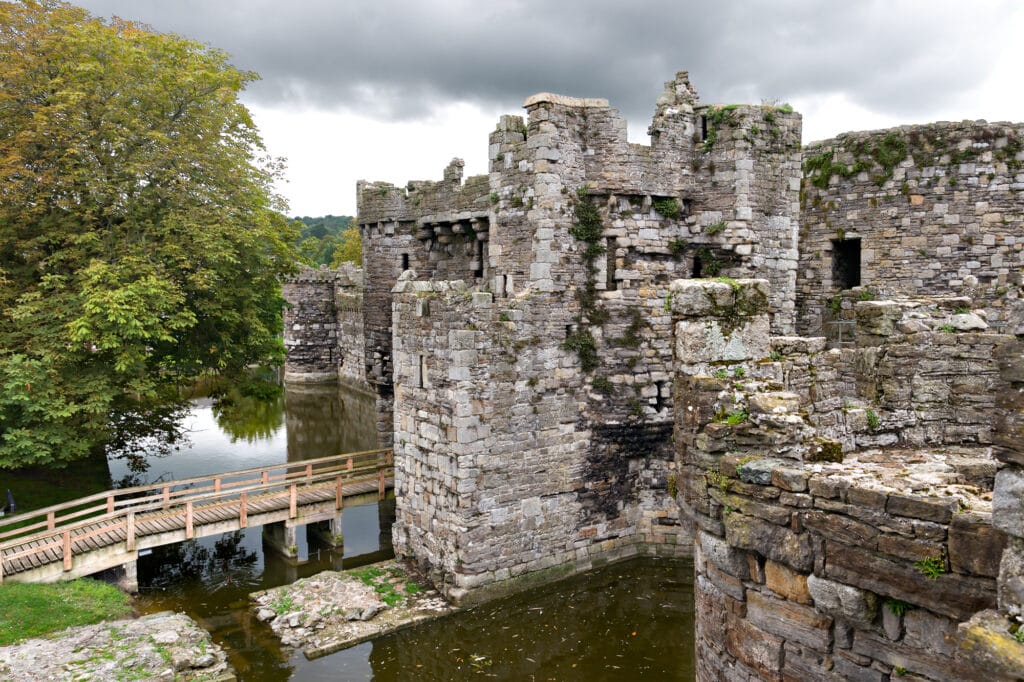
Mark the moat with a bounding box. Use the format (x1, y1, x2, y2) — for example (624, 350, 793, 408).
(6, 382, 695, 681)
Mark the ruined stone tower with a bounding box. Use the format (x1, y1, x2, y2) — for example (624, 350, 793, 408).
(355, 71, 802, 601)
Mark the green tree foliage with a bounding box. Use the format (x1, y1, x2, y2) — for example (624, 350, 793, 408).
(291, 214, 361, 267)
(331, 221, 363, 267)
(0, 1, 299, 467)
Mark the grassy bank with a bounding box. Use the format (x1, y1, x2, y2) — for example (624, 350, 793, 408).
(0, 579, 131, 645)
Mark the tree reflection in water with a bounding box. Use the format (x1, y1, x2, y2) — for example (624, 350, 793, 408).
(141, 531, 260, 595)
(213, 393, 285, 444)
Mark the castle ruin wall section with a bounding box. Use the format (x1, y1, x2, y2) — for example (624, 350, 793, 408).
(671, 278, 1020, 680)
(797, 121, 1024, 336)
(381, 72, 814, 600)
(282, 264, 367, 387)
(282, 266, 343, 383)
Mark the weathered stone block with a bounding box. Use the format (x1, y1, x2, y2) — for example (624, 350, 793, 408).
(695, 574, 729, 645)
(833, 650, 887, 682)
(725, 512, 814, 572)
(725, 616, 784, 682)
(675, 314, 770, 363)
(851, 625, 969, 682)
(771, 466, 809, 492)
(706, 560, 746, 601)
(845, 486, 888, 511)
(782, 642, 843, 681)
(824, 540, 996, 621)
(748, 392, 801, 415)
(885, 493, 957, 524)
(993, 468, 1024, 539)
(736, 457, 786, 486)
(764, 560, 812, 605)
(747, 590, 832, 650)
(903, 608, 959, 658)
(699, 530, 750, 579)
(806, 573, 877, 626)
(949, 512, 1006, 577)
(957, 609, 1024, 680)
(802, 509, 879, 549)
(882, 603, 903, 641)
(998, 537, 1024, 616)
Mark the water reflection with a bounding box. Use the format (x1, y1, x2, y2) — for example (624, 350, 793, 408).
(122, 381, 387, 681)
(285, 383, 379, 460)
(292, 558, 696, 682)
(214, 394, 286, 444)
(143, 531, 261, 595)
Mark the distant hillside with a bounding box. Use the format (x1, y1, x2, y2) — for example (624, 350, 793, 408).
(292, 215, 360, 267)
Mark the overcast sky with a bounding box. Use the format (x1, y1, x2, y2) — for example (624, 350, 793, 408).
(75, 0, 1024, 217)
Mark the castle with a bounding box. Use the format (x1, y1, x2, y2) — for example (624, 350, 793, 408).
(283, 72, 1024, 680)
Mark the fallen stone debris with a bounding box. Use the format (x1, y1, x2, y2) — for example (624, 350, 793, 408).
(251, 561, 456, 659)
(0, 611, 233, 681)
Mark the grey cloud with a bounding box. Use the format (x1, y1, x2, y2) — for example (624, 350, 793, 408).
(76, 0, 1016, 125)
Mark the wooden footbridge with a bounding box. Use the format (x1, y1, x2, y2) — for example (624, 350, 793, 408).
(0, 449, 393, 589)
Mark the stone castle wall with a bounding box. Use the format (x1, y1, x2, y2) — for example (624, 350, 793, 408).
(280, 71, 1024, 673)
(798, 121, 1024, 336)
(672, 278, 1018, 681)
(355, 73, 810, 600)
(282, 264, 365, 386)
(282, 266, 341, 383)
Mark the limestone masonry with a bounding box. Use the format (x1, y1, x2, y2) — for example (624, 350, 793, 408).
(284, 71, 1024, 679)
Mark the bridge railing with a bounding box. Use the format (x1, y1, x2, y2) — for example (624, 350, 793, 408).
(0, 449, 393, 578)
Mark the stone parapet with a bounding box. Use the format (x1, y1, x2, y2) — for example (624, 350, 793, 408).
(673, 278, 1014, 680)
(797, 120, 1024, 336)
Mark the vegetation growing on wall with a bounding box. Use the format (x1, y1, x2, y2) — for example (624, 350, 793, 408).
(804, 132, 909, 189)
(564, 187, 609, 372)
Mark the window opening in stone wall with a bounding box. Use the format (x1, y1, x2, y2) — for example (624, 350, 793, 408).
(417, 354, 427, 389)
(831, 238, 861, 290)
(654, 381, 667, 412)
(401, 253, 410, 271)
(681, 199, 692, 218)
(700, 116, 708, 141)
(474, 240, 484, 278)
(692, 253, 703, 278)
(606, 239, 617, 290)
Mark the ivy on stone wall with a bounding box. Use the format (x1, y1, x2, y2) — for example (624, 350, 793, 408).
(563, 187, 609, 373)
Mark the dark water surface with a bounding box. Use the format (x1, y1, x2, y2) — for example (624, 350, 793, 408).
(5, 382, 695, 681)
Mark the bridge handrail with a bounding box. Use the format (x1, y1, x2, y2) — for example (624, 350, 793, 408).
(0, 449, 392, 543)
(0, 464, 393, 563)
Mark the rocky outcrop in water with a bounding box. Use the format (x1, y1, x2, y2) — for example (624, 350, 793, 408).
(250, 563, 454, 658)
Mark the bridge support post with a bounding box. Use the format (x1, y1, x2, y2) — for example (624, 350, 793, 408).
(263, 521, 302, 560)
(307, 512, 344, 548)
(119, 560, 138, 593)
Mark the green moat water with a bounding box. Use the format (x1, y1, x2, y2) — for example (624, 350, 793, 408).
(5, 383, 696, 680)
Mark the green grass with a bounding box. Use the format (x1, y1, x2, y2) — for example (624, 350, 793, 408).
(348, 565, 424, 607)
(0, 579, 131, 645)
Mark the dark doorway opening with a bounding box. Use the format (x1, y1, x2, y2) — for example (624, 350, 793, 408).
(831, 238, 861, 289)
(692, 254, 703, 278)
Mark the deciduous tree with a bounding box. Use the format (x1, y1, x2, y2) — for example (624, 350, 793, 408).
(0, 1, 299, 467)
